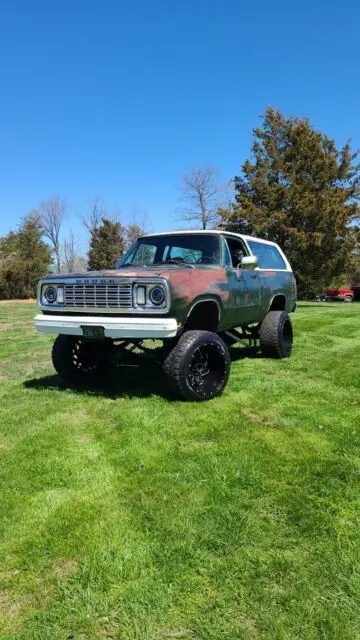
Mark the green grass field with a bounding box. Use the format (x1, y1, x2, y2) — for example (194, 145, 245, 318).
(1, 301, 360, 639)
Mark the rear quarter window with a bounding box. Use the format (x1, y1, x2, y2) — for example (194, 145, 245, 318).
(247, 241, 287, 270)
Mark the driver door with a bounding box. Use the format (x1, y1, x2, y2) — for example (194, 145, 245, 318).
(224, 236, 261, 326)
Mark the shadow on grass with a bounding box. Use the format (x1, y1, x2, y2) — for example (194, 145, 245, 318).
(24, 364, 173, 401)
(24, 346, 260, 400)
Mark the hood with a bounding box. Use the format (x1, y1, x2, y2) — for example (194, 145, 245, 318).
(46, 265, 203, 280)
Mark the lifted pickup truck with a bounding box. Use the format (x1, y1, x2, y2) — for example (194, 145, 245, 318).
(35, 230, 297, 401)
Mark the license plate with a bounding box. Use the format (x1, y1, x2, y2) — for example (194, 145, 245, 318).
(81, 325, 105, 339)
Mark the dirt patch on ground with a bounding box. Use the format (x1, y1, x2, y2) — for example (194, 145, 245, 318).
(242, 409, 277, 427)
(0, 589, 33, 626)
(0, 299, 35, 305)
(243, 410, 263, 423)
(53, 558, 78, 579)
(77, 434, 91, 443)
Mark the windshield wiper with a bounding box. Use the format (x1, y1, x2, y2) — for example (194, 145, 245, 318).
(125, 260, 195, 269)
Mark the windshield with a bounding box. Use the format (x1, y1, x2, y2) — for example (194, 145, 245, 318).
(119, 234, 221, 267)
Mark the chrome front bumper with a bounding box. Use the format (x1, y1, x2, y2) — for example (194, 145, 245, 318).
(34, 314, 178, 339)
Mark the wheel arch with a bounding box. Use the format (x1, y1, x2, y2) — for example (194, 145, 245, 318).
(184, 297, 221, 333)
(268, 294, 287, 312)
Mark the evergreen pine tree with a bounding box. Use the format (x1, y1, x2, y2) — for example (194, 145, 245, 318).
(87, 218, 125, 271)
(0, 213, 51, 299)
(221, 108, 360, 297)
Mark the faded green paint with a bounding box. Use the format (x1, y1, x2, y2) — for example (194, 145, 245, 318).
(162, 233, 296, 330)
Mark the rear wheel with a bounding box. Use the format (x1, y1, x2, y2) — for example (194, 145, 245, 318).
(260, 311, 293, 358)
(163, 330, 230, 401)
(52, 334, 108, 385)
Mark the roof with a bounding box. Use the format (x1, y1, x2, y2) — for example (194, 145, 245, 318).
(142, 229, 279, 247)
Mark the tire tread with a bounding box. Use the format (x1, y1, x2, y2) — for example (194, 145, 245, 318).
(163, 330, 230, 401)
(259, 310, 293, 358)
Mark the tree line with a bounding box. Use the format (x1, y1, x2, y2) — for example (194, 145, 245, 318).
(0, 198, 147, 299)
(0, 106, 359, 299)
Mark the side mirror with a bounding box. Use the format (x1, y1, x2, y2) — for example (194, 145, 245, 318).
(241, 255, 258, 270)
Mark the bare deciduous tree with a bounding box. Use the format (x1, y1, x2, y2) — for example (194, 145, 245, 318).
(178, 166, 222, 230)
(82, 197, 122, 234)
(81, 197, 106, 234)
(62, 230, 79, 272)
(37, 196, 66, 273)
(124, 209, 149, 252)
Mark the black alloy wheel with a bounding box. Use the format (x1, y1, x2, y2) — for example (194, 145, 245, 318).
(52, 334, 108, 385)
(163, 330, 230, 401)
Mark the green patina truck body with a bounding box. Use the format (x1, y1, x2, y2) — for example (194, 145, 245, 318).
(35, 231, 297, 401)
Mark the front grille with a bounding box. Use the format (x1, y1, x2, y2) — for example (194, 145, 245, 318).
(64, 283, 133, 309)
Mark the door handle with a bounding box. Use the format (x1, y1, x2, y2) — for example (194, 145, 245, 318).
(250, 273, 257, 279)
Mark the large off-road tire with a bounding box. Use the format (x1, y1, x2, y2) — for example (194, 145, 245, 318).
(344, 295, 353, 303)
(52, 334, 107, 385)
(260, 310, 293, 358)
(162, 330, 230, 401)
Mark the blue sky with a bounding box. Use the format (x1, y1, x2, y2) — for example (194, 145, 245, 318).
(0, 0, 359, 250)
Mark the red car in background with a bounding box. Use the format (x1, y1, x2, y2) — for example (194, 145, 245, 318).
(325, 288, 354, 302)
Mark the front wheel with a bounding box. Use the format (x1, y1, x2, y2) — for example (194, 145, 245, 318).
(260, 311, 293, 358)
(52, 334, 108, 385)
(344, 295, 353, 303)
(162, 330, 230, 401)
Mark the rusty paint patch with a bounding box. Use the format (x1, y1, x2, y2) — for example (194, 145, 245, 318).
(166, 268, 229, 305)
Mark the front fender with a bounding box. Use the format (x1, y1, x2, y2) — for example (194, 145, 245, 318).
(166, 268, 230, 325)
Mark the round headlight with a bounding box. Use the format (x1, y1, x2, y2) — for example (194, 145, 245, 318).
(44, 286, 57, 304)
(149, 285, 165, 306)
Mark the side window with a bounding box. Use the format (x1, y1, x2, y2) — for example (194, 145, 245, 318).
(225, 237, 247, 268)
(247, 241, 286, 269)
